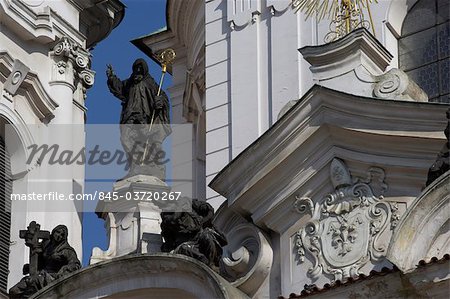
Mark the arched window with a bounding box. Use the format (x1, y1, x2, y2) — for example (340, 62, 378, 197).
(0, 136, 11, 292)
(398, 0, 449, 103)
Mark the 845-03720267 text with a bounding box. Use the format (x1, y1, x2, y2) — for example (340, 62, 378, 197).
(98, 191, 182, 201)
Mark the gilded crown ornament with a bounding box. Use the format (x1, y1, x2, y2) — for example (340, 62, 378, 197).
(293, 0, 378, 43)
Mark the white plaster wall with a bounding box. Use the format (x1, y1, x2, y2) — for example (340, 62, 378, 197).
(204, 1, 425, 295)
(205, 0, 230, 208)
(205, 0, 315, 208)
(0, 0, 92, 289)
(204, 0, 413, 210)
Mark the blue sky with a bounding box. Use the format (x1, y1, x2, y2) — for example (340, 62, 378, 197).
(82, 0, 170, 266)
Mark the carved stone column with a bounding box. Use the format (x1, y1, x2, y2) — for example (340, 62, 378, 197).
(45, 37, 95, 250)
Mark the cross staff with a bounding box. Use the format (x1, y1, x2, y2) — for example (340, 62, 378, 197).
(141, 48, 176, 165)
(19, 221, 50, 276)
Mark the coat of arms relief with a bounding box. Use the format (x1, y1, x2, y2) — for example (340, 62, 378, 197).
(294, 159, 400, 282)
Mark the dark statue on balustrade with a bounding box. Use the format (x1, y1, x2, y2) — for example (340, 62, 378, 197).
(160, 199, 227, 270)
(426, 108, 449, 186)
(9, 222, 81, 298)
(107, 58, 171, 180)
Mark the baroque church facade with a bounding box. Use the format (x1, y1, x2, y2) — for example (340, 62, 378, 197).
(1, 0, 449, 298)
(0, 0, 124, 297)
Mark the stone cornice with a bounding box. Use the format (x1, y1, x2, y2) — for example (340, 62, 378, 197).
(300, 28, 393, 73)
(66, 0, 83, 12)
(209, 85, 449, 232)
(20, 71, 58, 121)
(78, 0, 125, 48)
(131, 0, 203, 74)
(131, 28, 179, 75)
(0, 0, 85, 45)
(0, 0, 125, 47)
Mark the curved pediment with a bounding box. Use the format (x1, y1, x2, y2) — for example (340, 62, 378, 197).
(31, 254, 249, 299)
(0, 51, 58, 122)
(387, 171, 450, 273)
(209, 86, 448, 232)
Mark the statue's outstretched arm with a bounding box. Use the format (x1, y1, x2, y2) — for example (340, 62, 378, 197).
(106, 64, 125, 101)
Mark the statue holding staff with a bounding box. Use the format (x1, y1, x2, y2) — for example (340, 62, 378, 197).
(106, 50, 175, 180)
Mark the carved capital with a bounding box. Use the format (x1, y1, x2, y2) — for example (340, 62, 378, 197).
(51, 36, 95, 90)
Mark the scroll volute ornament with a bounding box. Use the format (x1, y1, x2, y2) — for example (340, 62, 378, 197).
(214, 208, 273, 297)
(52, 36, 95, 89)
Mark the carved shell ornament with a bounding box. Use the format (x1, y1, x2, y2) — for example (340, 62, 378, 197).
(293, 159, 399, 282)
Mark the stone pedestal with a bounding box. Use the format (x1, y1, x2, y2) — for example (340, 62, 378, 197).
(90, 175, 170, 264)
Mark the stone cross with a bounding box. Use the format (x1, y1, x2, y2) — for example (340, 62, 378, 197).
(19, 221, 50, 276)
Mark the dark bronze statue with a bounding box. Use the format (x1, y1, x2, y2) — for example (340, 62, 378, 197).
(161, 199, 227, 270)
(9, 222, 81, 298)
(107, 59, 171, 180)
(426, 108, 449, 186)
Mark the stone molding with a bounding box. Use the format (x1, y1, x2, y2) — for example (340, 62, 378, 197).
(299, 28, 428, 101)
(0, 50, 57, 121)
(209, 86, 448, 233)
(33, 254, 250, 299)
(0, 0, 124, 48)
(0, 0, 84, 45)
(384, 0, 420, 38)
(131, 0, 194, 72)
(293, 158, 397, 282)
(300, 28, 393, 77)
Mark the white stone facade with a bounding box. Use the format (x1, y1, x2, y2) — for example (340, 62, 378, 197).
(137, 0, 449, 210)
(0, 0, 124, 291)
(2, 0, 448, 298)
(136, 0, 449, 298)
